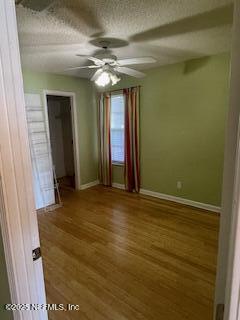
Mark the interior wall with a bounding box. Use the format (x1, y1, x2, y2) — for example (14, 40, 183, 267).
(106, 53, 230, 206)
(22, 71, 98, 186)
(22, 53, 229, 206)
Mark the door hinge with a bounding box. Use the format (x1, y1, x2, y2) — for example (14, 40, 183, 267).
(216, 304, 224, 320)
(32, 247, 41, 261)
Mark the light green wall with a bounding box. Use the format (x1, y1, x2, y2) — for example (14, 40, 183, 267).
(111, 53, 230, 206)
(0, 230, 12, 320)
(22, 70, 98, 185)
(23, 53, 230, 206)
(112, 165, 124, 184)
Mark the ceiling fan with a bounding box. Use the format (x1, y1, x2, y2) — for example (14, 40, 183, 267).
(66, 49, 156, 87)
(65, 40, 156, 87)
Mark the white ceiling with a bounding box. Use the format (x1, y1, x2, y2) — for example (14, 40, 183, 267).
(16, 0, 233, 79)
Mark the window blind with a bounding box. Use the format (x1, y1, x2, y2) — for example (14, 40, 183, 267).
(110, 94, 125, 163)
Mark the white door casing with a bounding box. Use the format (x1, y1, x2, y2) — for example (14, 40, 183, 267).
(0, 1, 47, 319)
(222, 1, 240, 319)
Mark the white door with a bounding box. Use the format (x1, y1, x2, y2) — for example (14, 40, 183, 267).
(25, 93, 55, 210)
(0, 1, 48, 319)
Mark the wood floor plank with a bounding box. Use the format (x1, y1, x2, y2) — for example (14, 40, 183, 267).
(38, 186, 219, 320)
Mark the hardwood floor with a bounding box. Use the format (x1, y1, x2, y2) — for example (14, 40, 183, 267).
(38, 186, 219, 320)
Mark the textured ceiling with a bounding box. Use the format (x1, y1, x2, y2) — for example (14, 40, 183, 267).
(16, 0, 233, 79)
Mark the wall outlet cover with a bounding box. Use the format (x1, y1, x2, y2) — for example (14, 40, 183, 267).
(177, 181, 182, 189)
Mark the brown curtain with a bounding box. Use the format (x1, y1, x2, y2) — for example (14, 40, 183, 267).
(124, 87, 140, 192)
(98, 93, 112, 186)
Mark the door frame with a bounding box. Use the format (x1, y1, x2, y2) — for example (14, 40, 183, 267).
(43, 90, 81, 190)
(215, 1, 240, 319)
(222, 0, 240, 315)
(0, 0, 47, 319)
(224, 126, 240, 320)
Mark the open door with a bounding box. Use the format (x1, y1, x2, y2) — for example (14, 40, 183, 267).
(25, 93, 55, 210)
(0, 1, 47, 319)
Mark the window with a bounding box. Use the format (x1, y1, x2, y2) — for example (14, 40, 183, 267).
(111, 94, 125, 163)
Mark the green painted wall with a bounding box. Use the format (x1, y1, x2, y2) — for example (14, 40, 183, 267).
(0, 230, 12, 320)
(111, 53, 230, 206)
(22, 70, 98, 185)
(23, 53, 230, 206)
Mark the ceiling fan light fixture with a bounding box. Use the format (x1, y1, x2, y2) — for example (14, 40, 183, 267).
(95, 70, 121, 87)
(95, 71, 111, 87)
(110, 73, 121, 86)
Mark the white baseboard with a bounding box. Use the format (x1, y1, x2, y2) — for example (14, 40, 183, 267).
(140, 188, 221, 213)
(80, 180, 99, 190)
(112, 182, 125, 190)
(111, 183, 221, 213)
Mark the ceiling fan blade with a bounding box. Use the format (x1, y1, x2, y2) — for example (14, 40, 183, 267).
(16, 0, 55, 11)
(76, 54, 89, 58)
(88, 57, 104, 66)
(115, 67, 145, 78)
(91, 69, 103, 81)
(130, 4, 233, 43)
(65, 65, 100, 71)
(117, 57, 156, 66)
(51, 0, 104, 35)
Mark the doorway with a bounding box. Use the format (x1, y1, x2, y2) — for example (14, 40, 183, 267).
(46, 94, 78, 191)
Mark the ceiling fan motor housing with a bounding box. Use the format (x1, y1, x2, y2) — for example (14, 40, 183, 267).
(95, 53, 118, 65)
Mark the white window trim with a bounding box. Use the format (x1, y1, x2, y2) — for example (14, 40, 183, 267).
(112, 161, 124, 166)
(110, 93, 125, 164)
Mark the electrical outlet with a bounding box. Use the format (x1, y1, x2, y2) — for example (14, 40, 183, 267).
(177, 181, 182, 190)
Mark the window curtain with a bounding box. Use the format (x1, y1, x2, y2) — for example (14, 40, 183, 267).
(98, 93, 112, 186)
(124, 87, 140, 192)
